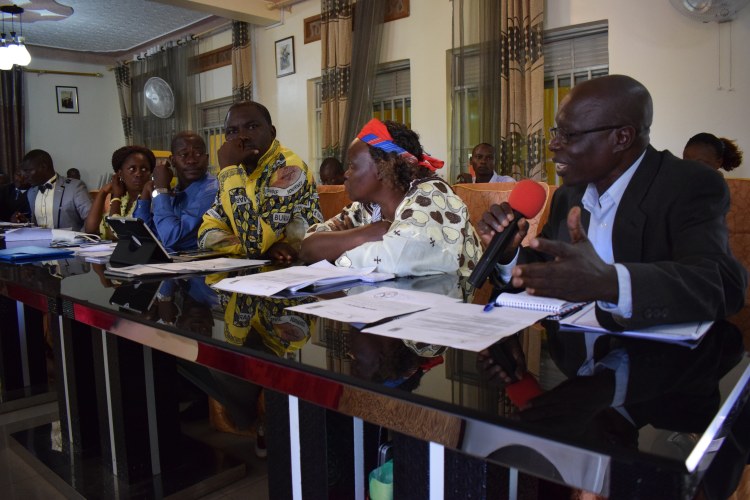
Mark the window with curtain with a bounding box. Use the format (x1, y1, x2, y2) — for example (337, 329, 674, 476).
(310, 61, 411, 172)
(129, 38, 201, 151)
(449, 21, 608, 184)
(198, 96, 233, 177)
(544, 21, 609, 184)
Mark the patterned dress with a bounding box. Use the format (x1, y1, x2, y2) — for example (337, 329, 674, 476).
(198, 140, 322, 257)
(306, 176, 482, 277)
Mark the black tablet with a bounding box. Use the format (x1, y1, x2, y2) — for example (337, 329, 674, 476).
(105, 216, 172, 267)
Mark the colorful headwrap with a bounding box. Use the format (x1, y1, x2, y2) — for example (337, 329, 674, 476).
(356, 118, 444, 171)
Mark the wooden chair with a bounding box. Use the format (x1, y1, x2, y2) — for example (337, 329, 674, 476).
(317, 185, 352, 220)
(452, 181, 550, 246)
(725, 178, 750, 350)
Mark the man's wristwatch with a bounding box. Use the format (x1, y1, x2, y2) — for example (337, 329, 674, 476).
(152, 188, 169, 199)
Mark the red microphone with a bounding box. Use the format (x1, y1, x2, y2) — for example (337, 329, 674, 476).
(468, 180, 547, 289)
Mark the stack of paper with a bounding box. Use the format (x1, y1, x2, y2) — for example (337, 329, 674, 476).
(2, 227, 52, 241)
(75, 243, 117, 263)
(560, 303, 712, 346)
(104, 258, 268, 278)
(211, 260, 394, 297)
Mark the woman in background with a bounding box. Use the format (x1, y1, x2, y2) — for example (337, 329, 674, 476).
(683, 132, 743, 172)
(300, 118, 481, 277)
(85, 145, 155, 239)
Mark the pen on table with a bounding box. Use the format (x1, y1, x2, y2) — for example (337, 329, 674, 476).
(483, 286, 504, 313)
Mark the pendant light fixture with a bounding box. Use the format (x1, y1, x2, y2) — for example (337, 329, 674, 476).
(0, 4, 31, 70)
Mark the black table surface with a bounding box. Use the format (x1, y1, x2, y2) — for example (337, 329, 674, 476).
(3, 257, 749, 495)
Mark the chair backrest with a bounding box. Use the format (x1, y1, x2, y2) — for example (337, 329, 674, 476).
(726, 179, 750, 306)
(452, 181, 550, 246)
(317, 185, 352, 220)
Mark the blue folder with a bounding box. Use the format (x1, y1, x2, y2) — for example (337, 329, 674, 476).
(0, 245, 75, 263)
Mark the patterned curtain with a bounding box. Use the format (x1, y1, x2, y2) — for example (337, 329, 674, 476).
(340, 0, 386, 163)
(321, 0, 352, 159)
(232, 21, 253, 102)
(451, 0, 544, 181)
(499, 0, 545, 180)
(114, 63, 134, 145)
(0, 67, 24, 178)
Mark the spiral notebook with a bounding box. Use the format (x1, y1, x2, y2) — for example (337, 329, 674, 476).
(495, 291, 588, 317)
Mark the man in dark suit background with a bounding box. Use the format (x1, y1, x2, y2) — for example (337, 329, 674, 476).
(0, 171, 31, 221)
(17, 149, 92, 231)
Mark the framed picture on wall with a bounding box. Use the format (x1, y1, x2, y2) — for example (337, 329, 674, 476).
(275, 36, 295, 78)
(56, 86, 79, 114)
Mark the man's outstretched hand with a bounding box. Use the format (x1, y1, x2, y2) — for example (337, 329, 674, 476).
(511, 206, 619, 303)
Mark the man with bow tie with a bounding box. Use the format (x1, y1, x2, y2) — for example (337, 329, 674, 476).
(17, 149, 91, 231)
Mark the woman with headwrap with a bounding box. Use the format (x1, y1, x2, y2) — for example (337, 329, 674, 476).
(300, 119, 482, 277)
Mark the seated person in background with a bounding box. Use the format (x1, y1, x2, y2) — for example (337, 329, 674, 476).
(682, 132, 743, 172)
(198, 101, 321, 261)
(1, 171, 31, 222)
(319, 156, 345, 185)
(66, 167, 89, 193)
(85, 145, 154, 239)
(456, 143, 516, 184)
(18, 149, 91, 230)
(300, 118, 482, 277)
(476, 75, 746, 429)
(133, 132, 218, 252)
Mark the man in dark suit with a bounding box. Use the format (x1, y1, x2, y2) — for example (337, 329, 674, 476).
(17, 149, 92, 231)
(478, 74, 745, 331)
(0, 171, 31, 221)
(476, 73, 746, 434)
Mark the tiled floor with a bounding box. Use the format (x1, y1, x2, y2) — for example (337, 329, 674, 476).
(0, 400, 269, 499)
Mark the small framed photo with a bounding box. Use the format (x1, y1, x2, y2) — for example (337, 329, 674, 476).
(56, 86, 79, 114)
(275, 36, 295, 78)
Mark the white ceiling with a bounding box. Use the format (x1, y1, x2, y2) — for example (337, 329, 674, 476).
(1, 0, 221, 54)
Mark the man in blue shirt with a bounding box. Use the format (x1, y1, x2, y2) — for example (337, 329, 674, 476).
(135, 132, 218, 252)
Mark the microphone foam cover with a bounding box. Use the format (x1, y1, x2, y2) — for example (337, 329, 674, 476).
(508, 180, 547, 219)
(505, 372, 543, 409)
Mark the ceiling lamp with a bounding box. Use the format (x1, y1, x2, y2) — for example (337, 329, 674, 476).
(0, 4, 31, 70)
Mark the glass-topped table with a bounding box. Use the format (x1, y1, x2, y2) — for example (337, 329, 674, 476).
(1, 258, 748, 499)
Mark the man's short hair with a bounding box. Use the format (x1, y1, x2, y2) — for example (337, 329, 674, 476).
(471, 143, 495, 156)
(22, 149, 54, 171)
(170, 131, 206, 153)
(225, 101, 273, 127)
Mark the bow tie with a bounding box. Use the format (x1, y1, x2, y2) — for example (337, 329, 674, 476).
(38, 183, 53, 193)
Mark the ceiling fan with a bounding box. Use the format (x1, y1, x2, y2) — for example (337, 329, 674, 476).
(143, 77, 175, 119)
(669, 0, 750, 22)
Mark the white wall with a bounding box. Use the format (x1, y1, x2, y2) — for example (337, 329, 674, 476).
(199, 28, 233, 102)
(24, 57, 123, 190)
(546, 0, 750, 178)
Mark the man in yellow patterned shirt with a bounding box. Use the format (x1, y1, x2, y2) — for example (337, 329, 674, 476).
(198, 101, 322, 261)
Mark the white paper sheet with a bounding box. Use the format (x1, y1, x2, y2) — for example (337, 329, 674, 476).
(363, 302, 549, 352)
(3, 227, 52, 241)
(104, 258, 267, 277)
(560, 303, 713, 345)
(211, 261, 395, 297)
(286, 286, 462, 324)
